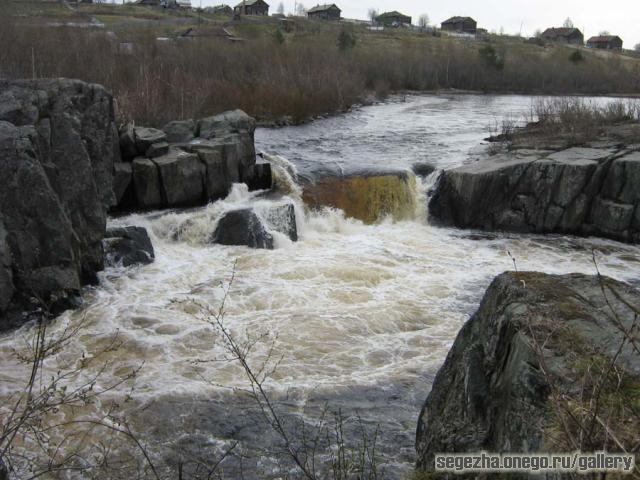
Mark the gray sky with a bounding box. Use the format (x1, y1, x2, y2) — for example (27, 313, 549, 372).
(203, 0, 640, 49)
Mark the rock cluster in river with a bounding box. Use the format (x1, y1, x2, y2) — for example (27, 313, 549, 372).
(0, 79, 119, 328)
(430, 145, 640, 243)
(416, 271, 640, 474)
(115, 111, 272, 210)
(0, 79, 278, 329)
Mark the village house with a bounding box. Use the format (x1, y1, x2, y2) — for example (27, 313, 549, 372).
(375, 11, 411, 27)
(307, 4, 341, 21)
(234, 0, 269, 16)
(587, 35, 623, 50)
(440, 16, 477, 34)
(205, 4, 233, 15)
(540, 27, 584, 45)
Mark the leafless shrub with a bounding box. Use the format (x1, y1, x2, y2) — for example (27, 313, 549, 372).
(511, 254, 640, 477)
(175, 264, 386, 479)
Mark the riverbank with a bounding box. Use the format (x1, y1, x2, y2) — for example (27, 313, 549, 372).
(3, 4, 640, 126)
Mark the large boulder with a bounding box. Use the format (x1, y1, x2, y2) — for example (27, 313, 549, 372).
(416, 271, 640, 473)
(162, 119, 196, 143)
(212, 209, 274, 249)
(113, 161, 134, 206)
(154, 148, 205, 207)
(104, 226, 155, 267)
(132, 157, 163, 209)
(133, 126, 167, 155)
(429, 147, 640, 243)
(0, 79, 120, 328)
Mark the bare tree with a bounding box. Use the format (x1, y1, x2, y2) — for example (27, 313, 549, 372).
(563, 17, 574, 28)
(418, 13, 429, 29)
(367, 8, 378, 24)
(295, 2, 306, 16)
(277, 1, 284, 14)
(599, 30, 611, 36)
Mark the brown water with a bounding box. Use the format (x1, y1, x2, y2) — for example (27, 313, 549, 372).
(1, 94, 639, 479)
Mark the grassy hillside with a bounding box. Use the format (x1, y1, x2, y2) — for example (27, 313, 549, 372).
(2, 0, 640, 126)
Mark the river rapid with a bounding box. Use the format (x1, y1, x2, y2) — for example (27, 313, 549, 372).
(1, 94, 639, 478)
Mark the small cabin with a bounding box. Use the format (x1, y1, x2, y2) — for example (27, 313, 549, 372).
(307, 4, 341, 21)
(587, 35, 623, 50)
(206, 4, 233, 15)
(234, 0, 269, 16)
(441, 16, 477, 34)
(540, 27, 584, 45)
(375, 11, 411, 27)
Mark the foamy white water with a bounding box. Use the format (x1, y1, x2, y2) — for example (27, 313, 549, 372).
(1, 94, 639, 478)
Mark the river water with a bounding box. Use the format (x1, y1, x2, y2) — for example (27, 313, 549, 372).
(1, 94, 639, 478)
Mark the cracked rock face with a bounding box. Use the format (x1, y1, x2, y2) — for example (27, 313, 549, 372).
(115, 110, 265, 211)
(415, 271, 640, 472)
(0, 79, 120, 329)
(429, 147, 640, 243)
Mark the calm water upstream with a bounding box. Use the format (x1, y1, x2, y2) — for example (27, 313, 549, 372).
(1, 94, 639, 478)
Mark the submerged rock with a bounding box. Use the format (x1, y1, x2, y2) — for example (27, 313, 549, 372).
(429, 148, 640, 243)
(303, 171, 417, 224)
(411, 162, 436, 177)
(416, 271, 640, 473)
(104, 226, 155, 267)
(213, 209, 274, 249)
(0, 79, 119, 328)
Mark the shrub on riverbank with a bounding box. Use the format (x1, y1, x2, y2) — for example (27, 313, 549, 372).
(2, 14, 640, 126)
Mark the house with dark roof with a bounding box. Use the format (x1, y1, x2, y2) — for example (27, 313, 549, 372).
(375, 11, 411, 27)
(540, 27, 584, 45)
(234, 0, 269, 16)
(587, 35, 623, 50)
(307, 4, 341, 21)
(441, 16, 477, 34)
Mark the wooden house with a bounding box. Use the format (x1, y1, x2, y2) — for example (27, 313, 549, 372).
(234, 0, 269, 16)
(307, 4, 341, 21)
(587, 35, 623, 50)
(375, 11, 411, 27)
(441, 16, 477, 34)
(540, 27, 584, 45)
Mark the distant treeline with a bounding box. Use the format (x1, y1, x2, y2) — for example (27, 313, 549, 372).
(2, 20, 639, 126)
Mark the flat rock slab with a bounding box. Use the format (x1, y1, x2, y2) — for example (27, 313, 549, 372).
(546, 146, 616, 165)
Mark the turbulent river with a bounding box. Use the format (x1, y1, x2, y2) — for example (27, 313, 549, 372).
(2, 94, 640, 478)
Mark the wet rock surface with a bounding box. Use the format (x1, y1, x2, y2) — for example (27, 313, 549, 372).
(430, 145, 640, 243)
(0, 79, 119, 328)
(416, 271, 640, 472)
(104, 226, 155, 267)
(213, 208, 274, 249)
(115, 110, 264, 211)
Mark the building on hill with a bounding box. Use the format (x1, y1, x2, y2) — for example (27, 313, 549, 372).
(441, 16, 477, 34)
(205, 4, 233, 15)
(540, 27, 584, 45)
(307, 4, 341, 21)
(375, 11, 411, 27)
(587, 35, 623, 50)
(234, 0, 269, 16)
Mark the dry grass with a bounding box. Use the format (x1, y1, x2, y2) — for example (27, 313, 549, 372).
(2, 6, 640, 126)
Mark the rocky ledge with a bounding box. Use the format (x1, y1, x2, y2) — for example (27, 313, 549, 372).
(429, 138, 640, 243)
(115, 111, 271, 210)
(0, 78, 275, 329)
(416, 271, 640, 474)
(0, 79, 119, 328)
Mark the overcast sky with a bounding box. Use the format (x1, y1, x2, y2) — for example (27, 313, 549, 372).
(203, 0, 640, 49)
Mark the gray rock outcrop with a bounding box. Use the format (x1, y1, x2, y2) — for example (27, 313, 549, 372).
(429, 147, 640, 243)
(0, 79, 120, 328)
(115, 110, 266, 211)
(416, 271, 640, 474)
(104, 226, 155, 267)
